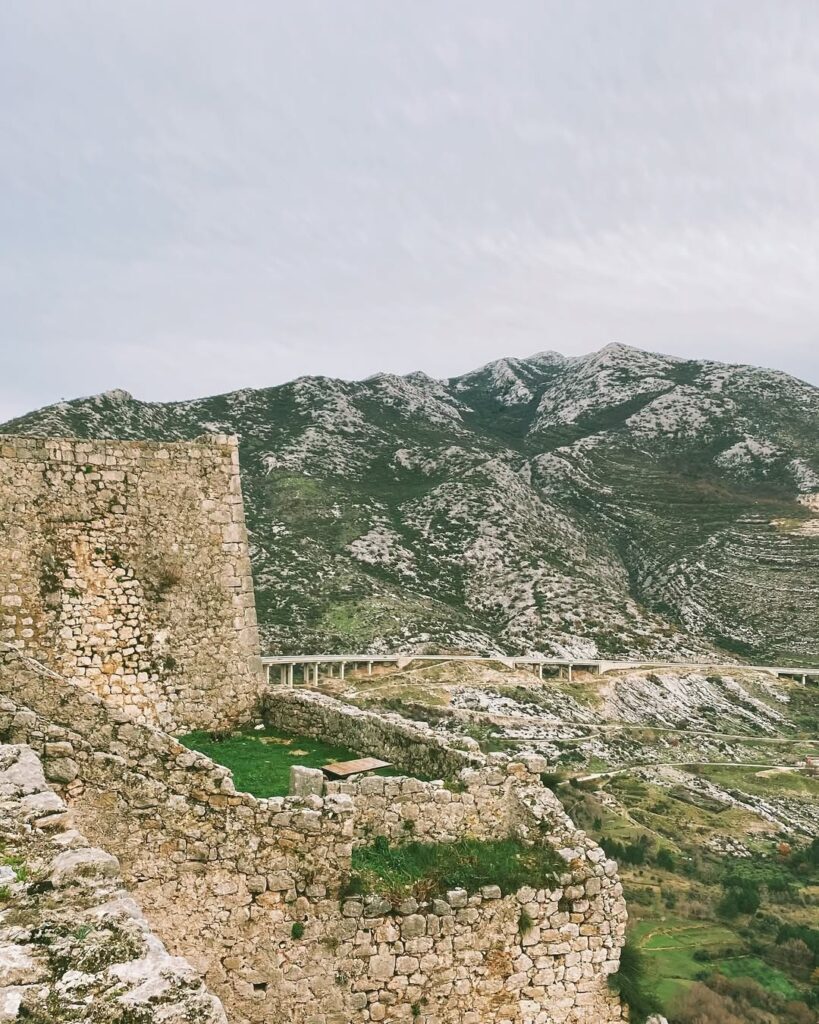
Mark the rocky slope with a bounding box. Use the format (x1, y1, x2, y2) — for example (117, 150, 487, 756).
(3, 344, 817, 662)
(321, 660, 819, 840)
(0, 743, 226, 1023)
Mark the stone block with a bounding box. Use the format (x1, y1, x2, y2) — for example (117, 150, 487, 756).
(289, 766, 325, 798)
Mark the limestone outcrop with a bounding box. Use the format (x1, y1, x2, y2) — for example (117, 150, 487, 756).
(0, 741, 226, 1023)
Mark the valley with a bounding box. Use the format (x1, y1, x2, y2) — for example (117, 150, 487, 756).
(292, 659, 819, 1021)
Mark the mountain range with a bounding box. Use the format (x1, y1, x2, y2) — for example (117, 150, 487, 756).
(4, 343, 818, 664)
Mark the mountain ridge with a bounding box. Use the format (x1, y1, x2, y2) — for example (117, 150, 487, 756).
(3, 344, 818, 663)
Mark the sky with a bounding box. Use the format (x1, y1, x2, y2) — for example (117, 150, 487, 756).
(2, 1, 819, 421)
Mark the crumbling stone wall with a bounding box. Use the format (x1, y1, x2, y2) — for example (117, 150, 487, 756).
(0, 742, 227, 1023)
(265, 687, 484, 780)
(1, 652, 626, 1024)
(325, 771, 515, 846)
(0, 433, 262, 732)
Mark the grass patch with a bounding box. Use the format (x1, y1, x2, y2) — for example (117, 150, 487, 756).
(1, 855, 27, 883)
(715, 956, 800, 999)
(632, 918, 743, 1008)
(346, 834, 564, 902)
(177, 726, 401, 797)
(699, 765, 819, 798)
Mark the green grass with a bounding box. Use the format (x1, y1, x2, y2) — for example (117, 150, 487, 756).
(1, 854, 27, 883)
(177, 726, 401, 797)
(632, 918, 742, 1007)
(633, 920, 799, 1007)
(699, 765, 819, 798)
(716, 956, 800, 999)
(347, 834, 564, 901)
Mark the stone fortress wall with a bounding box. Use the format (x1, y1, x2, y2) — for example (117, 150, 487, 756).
(0, 741, 228, 1023)
(0, 433, 263, 733)
(1, 650, 627, 1024)
(264, 686, 485, 780)
(0, 432, 627, 1024)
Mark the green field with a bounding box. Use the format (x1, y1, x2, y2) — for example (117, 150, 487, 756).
(632, 917, 800, 1009)
(698, 764, 819, 798)
(717, 956, 800, 999)
(177, 726, 402, 797)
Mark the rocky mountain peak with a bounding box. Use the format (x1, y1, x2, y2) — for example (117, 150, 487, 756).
(2, 345, 817, 663)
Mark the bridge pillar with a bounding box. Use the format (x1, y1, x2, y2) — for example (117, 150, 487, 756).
(538, 663, 543, 680)
(340, 662, 346, 680)
(367, 661, 373, 675)
(312, 663, 319, 685)
(287, 665, 294, 687)
(567, 664, 573, 682)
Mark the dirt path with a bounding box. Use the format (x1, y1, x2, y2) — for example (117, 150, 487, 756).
(574, 761, 811, 783)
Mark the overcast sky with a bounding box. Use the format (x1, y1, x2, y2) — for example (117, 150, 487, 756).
(2, 1, 819, 420)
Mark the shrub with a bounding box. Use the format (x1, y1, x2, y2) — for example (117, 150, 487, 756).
(655, 848, 675, 871)
(672, 981, 743, 1023)
(154, 561, 183, 594)
(675, 974, 816, 1024)
(290, 922, 305, 939)
(777, 923, 819, 966)
(539, 771, 563, 791)
(718, 877, 760, 918)
(661, 887, 677, 909)
(603, 837, 649, 866)
(607, 939, 661, 1020)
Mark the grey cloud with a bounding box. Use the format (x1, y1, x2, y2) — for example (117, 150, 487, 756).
(2, 1, 819, 420)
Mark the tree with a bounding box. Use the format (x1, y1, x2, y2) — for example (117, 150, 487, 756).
(672, 982, 745, 1024)
(655, 848, 675, 871)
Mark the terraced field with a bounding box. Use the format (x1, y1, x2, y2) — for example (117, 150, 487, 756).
(308, 659, 819, 1020)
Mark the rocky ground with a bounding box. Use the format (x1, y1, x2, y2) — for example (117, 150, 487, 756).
(0, 743, 225, 1024)
(4, 343, 818, 663)
(320, 661, 819, 842)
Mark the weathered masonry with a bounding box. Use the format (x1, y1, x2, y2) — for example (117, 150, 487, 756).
(0, 433, 263, 733)
(0, 431, 628, 1024)
(0, 655, 627, 1024)
(0, 741, 228, 1023)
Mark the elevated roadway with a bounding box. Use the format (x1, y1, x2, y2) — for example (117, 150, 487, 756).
(261, 653, 819, 686)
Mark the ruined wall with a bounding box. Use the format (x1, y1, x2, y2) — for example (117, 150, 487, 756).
(0, 742, 227, 1023)
(325, 771, 516, 846)
(0, 433, 262, 732)
(265, 687, 484, 780)
(0, 651, 626, 1024)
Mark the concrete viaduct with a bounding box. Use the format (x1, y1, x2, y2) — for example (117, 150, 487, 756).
(261, 654, 819, 687)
